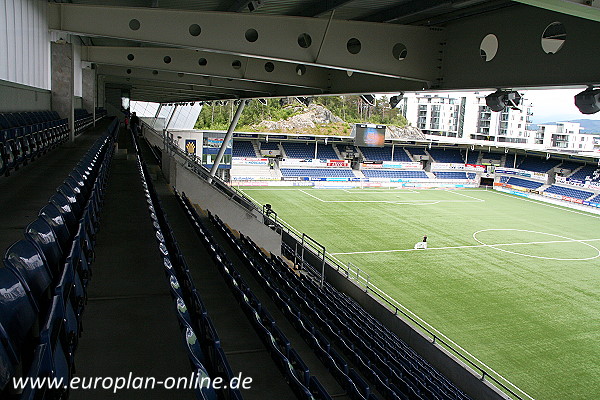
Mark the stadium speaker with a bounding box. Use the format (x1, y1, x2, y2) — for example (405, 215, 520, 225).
(485, 90, 522, 112)
(574, 87, 600, 114)
(295, 97, 313, 107)
(360, 94, 376, 106)
(389, 93, 404, 108)
(247, 0, 263, 12)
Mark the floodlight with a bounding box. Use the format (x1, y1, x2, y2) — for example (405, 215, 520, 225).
(574, 87, 600, 114)
(485, 90, 522, 112)
(258, 98, 268, 106)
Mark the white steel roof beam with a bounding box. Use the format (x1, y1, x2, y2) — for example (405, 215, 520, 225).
(48, 3, 442, 82)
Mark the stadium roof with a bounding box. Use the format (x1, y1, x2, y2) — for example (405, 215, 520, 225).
(48, 0, 600, 103)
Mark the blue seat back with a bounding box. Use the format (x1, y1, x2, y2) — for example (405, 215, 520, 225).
(49, 192, 78, 233)
(0, 268, 38, 351)
(0, 323, 17, 391)
(39, 203, 71, 254)
(3, 239, 53, 306)
(24, 218, 63, 277)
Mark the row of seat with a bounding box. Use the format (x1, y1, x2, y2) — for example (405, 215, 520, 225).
(177, 192, 332, 400)
(210, 214, 470, 400)
(133, 133, 242, 400)
(0, 111, 71, 176)
(0, 118, 118, 399)
(210, 213, 375, 400)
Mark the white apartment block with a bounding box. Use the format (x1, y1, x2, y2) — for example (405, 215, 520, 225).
(536, 122, 600, 152)
(401, 93, 534, 144)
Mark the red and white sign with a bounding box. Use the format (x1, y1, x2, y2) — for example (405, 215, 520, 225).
(327, 160, 350, 167)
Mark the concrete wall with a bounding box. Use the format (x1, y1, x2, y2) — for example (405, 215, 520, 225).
(0, 79, 51, 112)
(282, 231, 510, 400)
(51, 42, 74, 136)
(82, 67, 96, 114)
(169, 160, 281, 256)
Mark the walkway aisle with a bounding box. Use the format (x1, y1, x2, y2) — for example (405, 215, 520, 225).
(138, 143, 297, 399)
(0, 121, 109, 252)
(71, 129, 192, 399)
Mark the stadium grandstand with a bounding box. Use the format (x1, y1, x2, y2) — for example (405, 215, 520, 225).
(2, 1, 600, 400)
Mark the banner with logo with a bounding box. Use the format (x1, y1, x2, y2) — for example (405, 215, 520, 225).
(184, 139, 196, 155)
(232, 157, 269, 165)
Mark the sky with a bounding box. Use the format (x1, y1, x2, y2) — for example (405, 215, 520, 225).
(521, 88, 600, 124)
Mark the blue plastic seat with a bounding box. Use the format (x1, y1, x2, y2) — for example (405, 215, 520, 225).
(39, 203, 72, 254)
(18, 343, 49, 399)
(3, 239, 53, 309)
(49, 192, 78, 234)
(38, 296, 70, 398)
(0, 268, 38, 361)
(24, 218, 63, 278)
(57, 184, 83, 218)
(0, 323, 17, 391)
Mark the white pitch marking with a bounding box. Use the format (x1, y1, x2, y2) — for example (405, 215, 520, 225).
(491, 190, 600, 220)
(447, 189, 486, 202)
(472, 228, 600, 261)
(330, 238, 600, 256)
(300, 190, 481, 205)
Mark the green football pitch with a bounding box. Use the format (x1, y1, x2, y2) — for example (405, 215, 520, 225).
(238, 186, 600, 400)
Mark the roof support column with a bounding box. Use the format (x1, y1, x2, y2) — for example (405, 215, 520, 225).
(208, 100, 247, 184)
(51, 41, 75, 141)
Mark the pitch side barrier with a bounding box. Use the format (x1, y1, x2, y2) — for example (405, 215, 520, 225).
(279, 229, 531, 400)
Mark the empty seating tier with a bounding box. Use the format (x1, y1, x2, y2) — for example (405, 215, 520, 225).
(232, 141, 257, 158)
(281, 168, 355, 178)
(589, 194, 600, 203)
(515, 157, 560, 173)
(259, 141, 279, 151)
(568, 164, 599, 182)
(544, 185, 594, 200)
(359, 146, 392, 162)
(505, 177, 544, 189)
(405, 147, 427, 157)
(434, 171, 469, 180)
(282, 142, 316, 159)
(426, 148, 464, 163)
(465, 151, 479, 164)
(362, 170, 429, 179)
(0, 111, 70, 176)
(0, 118, 117, 397)
(316, 144, 338, 159)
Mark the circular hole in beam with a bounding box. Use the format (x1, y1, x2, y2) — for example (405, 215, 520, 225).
(152, 70, 158, 75)
(198, 58, 207, 66)
(129, 19, 140, 31)
(189, 24, 201, 37)
(264, 62, 275, 73)
(232, 60, 242, 70)
(178, 73, 184, 78)
(163, 56, 172, 64)
(127, 53, 135, 61)
(245, 28, 259, 43)
(392, 43, 408, 61)
(298, 33, 312, 48)
(479, 34, 498, 61)
(296, 65, 307, 76)
(541, 22, 566, 54)
(347, 38, 361, 55)
(126, 69, 132, 74)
